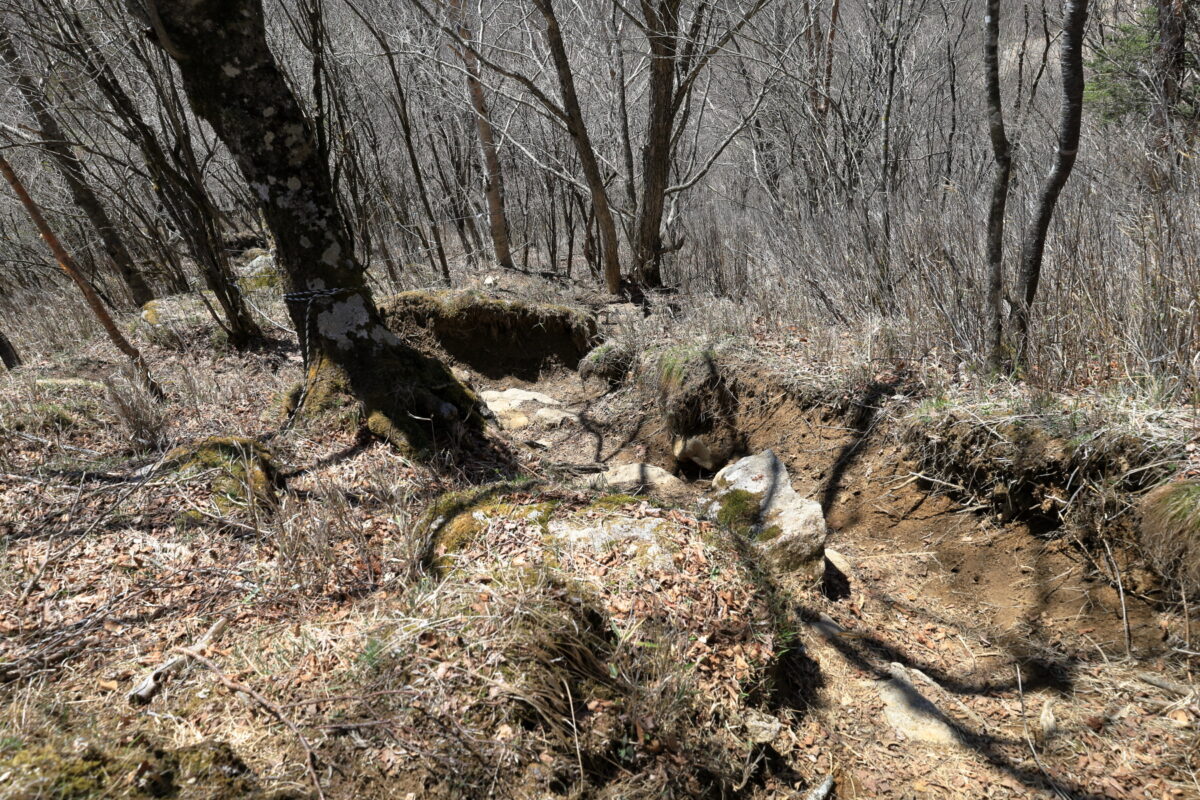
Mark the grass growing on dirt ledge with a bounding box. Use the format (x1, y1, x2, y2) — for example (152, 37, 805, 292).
(378, 289, 598, 380)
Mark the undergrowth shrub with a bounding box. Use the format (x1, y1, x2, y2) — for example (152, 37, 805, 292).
(103, 365, 169, 452)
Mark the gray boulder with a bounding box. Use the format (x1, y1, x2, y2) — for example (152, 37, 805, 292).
(711, 450, 827, 577)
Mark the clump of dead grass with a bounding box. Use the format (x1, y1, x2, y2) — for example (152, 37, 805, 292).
(1140, 479, 1200, 599)
(296, 490, 799, 798)
(104, 364, 171, 452)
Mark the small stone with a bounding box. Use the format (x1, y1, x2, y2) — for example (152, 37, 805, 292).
(672, 435, 732, 471)
(742, 709, 783, 744)
(824, 547, 852, 576)
(534, 408, 578, 427)
(592, 463, 688, 500)
(480, 388, 561, 407)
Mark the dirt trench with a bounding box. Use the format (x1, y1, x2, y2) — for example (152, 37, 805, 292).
(476, 355, 1182, 798)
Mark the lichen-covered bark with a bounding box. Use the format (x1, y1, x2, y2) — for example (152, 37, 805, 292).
(149, 0, 480, 451)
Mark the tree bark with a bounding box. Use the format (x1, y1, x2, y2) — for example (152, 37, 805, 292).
(64, 17, 262, 348)
(0, 329, 20, 370)
(983, 0, 1012, 371)
(450, 0, 515, 271)
(1013, 0, 1089, 367)
(632, 0, 682, 289)
(1152, 0, 1187, 133)
(534, 0, 623, 294)
(0, 27, 155, 308)
(148, 0, 480, 451)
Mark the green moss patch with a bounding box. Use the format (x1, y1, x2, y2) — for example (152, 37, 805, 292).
(716, 488, 762, 538)
(0, 739, 295, 799)
(164, 436, 279, 514)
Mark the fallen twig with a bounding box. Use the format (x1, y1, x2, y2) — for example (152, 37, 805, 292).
(173, 645, 326, 800)
(16, 455, 167, 605)
(1137, 672, 1194, 699)
(127, 617, 230, 705)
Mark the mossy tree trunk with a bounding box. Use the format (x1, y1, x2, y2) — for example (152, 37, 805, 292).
(148, 0, 479, 451)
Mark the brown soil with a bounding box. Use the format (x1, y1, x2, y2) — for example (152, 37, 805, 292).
(379, 289, 598, 381)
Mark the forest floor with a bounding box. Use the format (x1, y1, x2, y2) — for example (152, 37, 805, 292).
(0, 274, 1197, 799)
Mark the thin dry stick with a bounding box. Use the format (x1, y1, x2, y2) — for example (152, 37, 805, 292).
(128, 617, 230, 705)
(1015, 665, 1069, 800)
(17, 463, 162, 605)
(1102, 539, 1133, 657)
(175, 646, 326, 800)
(0, 152, 162, 398)
(563, 678, 584, 782)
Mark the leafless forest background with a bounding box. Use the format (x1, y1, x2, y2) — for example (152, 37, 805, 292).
(0, 0, 1196, 393)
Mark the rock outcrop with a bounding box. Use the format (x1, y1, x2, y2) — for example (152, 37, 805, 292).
(711, 450, 827, 577)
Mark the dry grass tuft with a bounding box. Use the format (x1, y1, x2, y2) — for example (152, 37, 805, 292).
(1140, 479, 1200, 598)
(103, 365, 171, 452)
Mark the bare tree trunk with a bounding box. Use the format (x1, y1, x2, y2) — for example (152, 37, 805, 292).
(0, 27, 154, 308)
(0, 153, 160, 396)
(1013, 0, 1089, 367)
(534, 0, 623, 294)
(818, 0, 842, 115)
(1153, 0, 1187, 133)
(633, 0, 680, 289)
(0, 329, 20, 370)
(345, 0, 453, 284)
(450, 0, 515, 271)
(148, 0, 479, 452)
(63, 16, 262, 348)
(983, 0, 1012, 371)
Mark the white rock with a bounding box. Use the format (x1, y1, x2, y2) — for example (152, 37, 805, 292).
(591, 463, 688, 500)
(481, 388, 562, 430)
(824, 547, 852, 576)
(534, 407, 579, 427)
(240, 253, 276, 276)
(480, 388, 561, 408)
(548, 516, 674, 571)
(711, 450, 827, 575)
(672, 435, 730, 471)
(876, 663, 963, 747)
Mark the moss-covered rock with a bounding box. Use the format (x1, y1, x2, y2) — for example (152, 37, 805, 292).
(652, 345, 740, 470)
(414, 483, 558, 573)
(379, 289, 598, 380)
(716, 488, 761, 538)
(164, 436, 279, 514)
